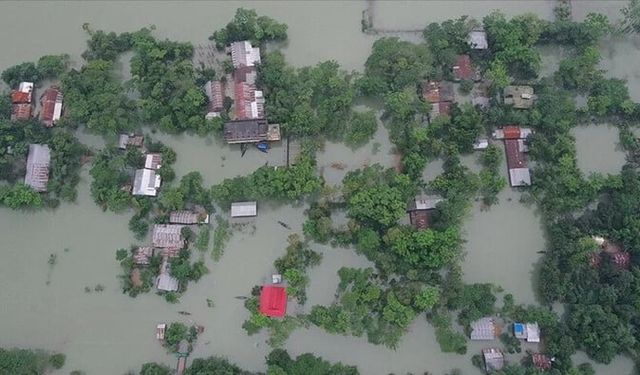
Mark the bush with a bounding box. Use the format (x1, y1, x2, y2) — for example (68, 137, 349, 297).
(49, 353, 66, 369)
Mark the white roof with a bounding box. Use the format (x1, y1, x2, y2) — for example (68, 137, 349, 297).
(156, 273, 179, 292)
(52, 102, 63, 122)
(18, 82, 34, 93)
(471, 317, 497, 340)
(133, 168, 160, 196)
(473, 138, 489, 150)
(526, 322, 540, 343)
(24, 144, 51, 192)
(413, 195, 443, 210)
(231, 201, 257, 217)
(509, 168, 531, 187)
(468, 29, 488, 49)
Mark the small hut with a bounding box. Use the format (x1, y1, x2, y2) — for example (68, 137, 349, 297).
(471, 317, 498, 340)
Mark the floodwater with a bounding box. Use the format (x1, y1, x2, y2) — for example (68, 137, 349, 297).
(0, 1, 635, 374)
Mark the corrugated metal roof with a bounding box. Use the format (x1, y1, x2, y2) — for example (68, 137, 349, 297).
(471, 317, 497, 340)
(24, 144, 50, 192)
(231, 201, 257, 217)
(469, 29, 488, 49)
(152, 224, 185, 248)
(133, 168, 160, 196)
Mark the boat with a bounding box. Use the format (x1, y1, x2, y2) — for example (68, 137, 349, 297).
(256, 141, 269, 153)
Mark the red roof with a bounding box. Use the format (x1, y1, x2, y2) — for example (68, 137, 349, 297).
(503, 126, 521, 139)
(422, 81, 440, 103)
(234, 82, 248, 119)
(453, 55, 475, 81)
(259, 285, 287, 317)
(532, 353, 551, 370)
(409, 210, 431, 230)
(11, 91, 31, 104)
(40, 87, 63, 127)
(504, 139, 527, 169)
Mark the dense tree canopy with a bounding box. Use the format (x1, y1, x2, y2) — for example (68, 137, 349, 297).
(209, 8, 288, 49)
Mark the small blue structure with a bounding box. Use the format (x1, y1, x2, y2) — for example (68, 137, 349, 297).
(514, 322, 526, 339)
(256, 141, 269, 153)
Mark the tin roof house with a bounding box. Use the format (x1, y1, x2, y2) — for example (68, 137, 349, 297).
(229, 41, 261, 68)
(133, 246, 154, 266)
(144, 153, 162, 170)
(231, 201, 257, 218)
(493, 126, 533, 187)
(10, 82, 34, 121)
(223, 119, 280, 144)
(468, 28, 488, 50)
(24, 144, 51, 192)
(133, 168, 161, 196)
(204, 80, 225, 119)
(152, 224, 185, 248)
(259, 285, 287, 317)
(452, 55, 481, 82)
(422, 80, 455, 119)
(483, 348, 504, 373)
(471, 317, 498, 340)
(169, 210, 210, 225)
(514, 322, 541, 343)
(118, 133, 144, 150)
(156, 259, 179, 292)
(406, 195, 443, 230)
(532, 353, 552, 370)
(39, 86, 63, 127)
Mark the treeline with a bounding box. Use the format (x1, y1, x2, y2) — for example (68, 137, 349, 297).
(0, 347, 66, 374)
(139, 348, 358, 375)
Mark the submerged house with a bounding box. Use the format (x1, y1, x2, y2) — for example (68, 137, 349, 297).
(118, 133, 144, 150)
(133, 168, 161, 196)
(204, 80, 225, 119)
(468, 28, 488, 50)
(532, 353, 552, 370)
(39, 86, 63, 127)
(152, 224, 185, 249)
(24, 144, 51, 192)
(452, 55, 480, 82)
(169, 210, 210, 225)
(10, 82, 34, 121)
(482, 348, 504, 373)
(229, 40, 261, 68)
(259, 285, 287, 317)
(494, 126, 533, 187)
(230, 201, 257, 218)
(422, 80, 454, 119)
(504, 85, 535, 109)
(233, 66, 265, 120)
(406, 195, 443, 230)
(223, 119, 280, 144)
(471, 317, 498, 340)
(144, 153, 162, 170)
(156, 258, 179, 292)
(514, 322, 541, 343)
(133, 246, 154, 266)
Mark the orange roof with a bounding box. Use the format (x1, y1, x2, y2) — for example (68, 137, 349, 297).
(259, 285, 287, 317)
(11, 91, 31, 104)
(11, 103, 32, 121)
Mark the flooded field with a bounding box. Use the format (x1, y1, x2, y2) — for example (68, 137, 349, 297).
(0, 1, 637, 374)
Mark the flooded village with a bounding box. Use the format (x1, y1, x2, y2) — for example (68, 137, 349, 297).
(0, 1, 638, 375)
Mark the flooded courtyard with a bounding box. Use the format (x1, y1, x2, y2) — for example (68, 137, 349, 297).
(0, 1, 637, 374)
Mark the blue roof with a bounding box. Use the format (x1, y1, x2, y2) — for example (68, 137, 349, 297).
(514, 323, 525, 335)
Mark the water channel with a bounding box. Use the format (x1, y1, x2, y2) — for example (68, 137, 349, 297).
(0, 1, 636, 374)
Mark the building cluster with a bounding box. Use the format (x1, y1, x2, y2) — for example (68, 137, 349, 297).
(470, 317, 550, 373)
(10, 82, 63, 126)
(493, 125, 533, 187)
(201, 40, 281, 146)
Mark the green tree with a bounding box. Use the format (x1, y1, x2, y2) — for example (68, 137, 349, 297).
(209, 8, 288, 48)
(1, 183, 44, 209)
(140, 362, 172, 375)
